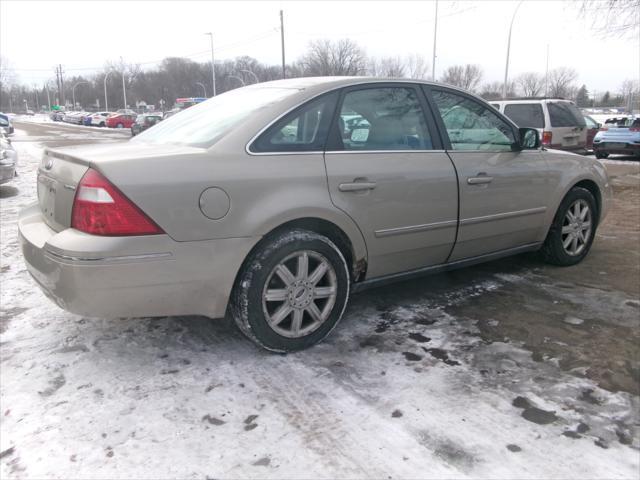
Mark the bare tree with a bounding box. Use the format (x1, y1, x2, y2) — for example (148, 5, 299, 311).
(516, 72, 544, 97)
(546, 67, 578, 98)
(480, 81, 516, 100)
(368, 56, 405, 77)
(439, 64, 483, 92)
(299, 39, 367, 76)
(619, 79, 640, 111)
(0, 56, 15, 89)
(580, 0, 639, 38)
(405, 54, 430, 79)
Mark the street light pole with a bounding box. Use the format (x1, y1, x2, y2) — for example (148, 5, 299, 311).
(195, 82, 207, 97)
(280, 10, 286, 79)
(205, 33, 216, 96)
(431, 0, 438, 81)
(240, 69, 258, 84)
(104, 70, 113, 111)
(72, 81, 88, 110)
(45, 83, 51, 110)
(228, 75, 245, 87)
(502, 0, 523, 99)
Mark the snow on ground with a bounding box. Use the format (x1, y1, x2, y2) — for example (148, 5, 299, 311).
(0, 125, 638, 478)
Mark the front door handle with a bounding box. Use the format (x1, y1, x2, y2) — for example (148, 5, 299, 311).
(467, 174, 493, 185)
(339, 180, 377, 192)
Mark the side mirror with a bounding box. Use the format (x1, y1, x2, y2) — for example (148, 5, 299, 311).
(519, 127, 540, 150)
(597, 123, 602, 128)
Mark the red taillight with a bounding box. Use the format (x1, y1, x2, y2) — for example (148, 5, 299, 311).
(71, 168, 164, 236)
(599, 127, 608, 132)
(542, 131, 552, 146)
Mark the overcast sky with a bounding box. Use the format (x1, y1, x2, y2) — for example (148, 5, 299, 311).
(1, 0, 638, 95)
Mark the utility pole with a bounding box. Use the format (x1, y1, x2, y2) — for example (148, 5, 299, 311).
(431, 0, 438, 81)
(205, 33, 216, 96)
(280, 10, 286, 79)
(59, 64, 65, 106)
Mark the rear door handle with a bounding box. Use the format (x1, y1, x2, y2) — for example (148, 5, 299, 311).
(467, 175, 493, 185)
(339, 180, 377, 192)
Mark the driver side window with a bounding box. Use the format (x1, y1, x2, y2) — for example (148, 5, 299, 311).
(432, 90, 515, 151)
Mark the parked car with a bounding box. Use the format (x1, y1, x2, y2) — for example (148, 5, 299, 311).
(50, 110, 66, 121)
(584, 115, 600, 151)
(0, 134, 17, 185)
(82, 113, 94, 126)
(0, 113, 14, 135)
(131, 113, 162, 136)
(106, 113, 136, 129)
(19, 78, 611, 352)
(492, 98, 587, 152)
(90, 112, 115, 127)
(63, 112, 86, 125)
(592, 117, 640, 159)
(163, 108, 181, 119)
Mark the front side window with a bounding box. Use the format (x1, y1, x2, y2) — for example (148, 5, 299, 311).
(548, 102, 586, 127)
(335, 87, 432, 151)
(504, 104, 545, 128)
(251, 92, 338, 152)
(432, 90, 516, 151)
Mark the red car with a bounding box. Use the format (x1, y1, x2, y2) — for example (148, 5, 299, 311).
(583, 115, 600, 151)
(106, 113, 137, 129)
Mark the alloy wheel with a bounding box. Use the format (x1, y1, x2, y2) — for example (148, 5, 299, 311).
(261, 250, 338, 338)
(561, 199, 592, 256)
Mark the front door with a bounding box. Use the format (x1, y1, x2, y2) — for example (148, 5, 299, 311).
(324, 85, 458, 278)
(428, 87, 551, 261)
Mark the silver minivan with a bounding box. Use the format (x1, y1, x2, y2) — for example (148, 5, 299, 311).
(491, 99, 587, 153)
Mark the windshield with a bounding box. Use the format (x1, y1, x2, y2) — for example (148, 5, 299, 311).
(132, 87, 301, 147)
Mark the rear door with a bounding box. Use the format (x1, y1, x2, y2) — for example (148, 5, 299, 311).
(426, 86, 551, 261)
(546, 101, 587, 150)
(324, 84, 458, 278)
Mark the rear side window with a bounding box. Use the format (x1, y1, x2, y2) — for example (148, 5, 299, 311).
(548, 102, 586, 127)
(504, 104, 545, 128)
(251, 92, 338, 152)
(334, 87, 432, 151)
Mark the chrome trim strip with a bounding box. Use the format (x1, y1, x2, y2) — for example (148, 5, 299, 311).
(325, 150, 447, 154)
(44, 250, 173, 263)
(352, 242, 542, 293)
(375, 219, 457, 238)
(460, 207, 547, 226)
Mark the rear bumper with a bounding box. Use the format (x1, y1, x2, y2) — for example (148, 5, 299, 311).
(593, 142, 640, 155)
(18, 202, 257, 319)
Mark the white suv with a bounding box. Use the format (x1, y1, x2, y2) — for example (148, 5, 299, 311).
(491, 99, 587, 152)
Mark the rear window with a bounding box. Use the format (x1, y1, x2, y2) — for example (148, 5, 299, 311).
(504, 104, 545, 128)
(548, 102, 586, 128)
(132, 86, 299, 147)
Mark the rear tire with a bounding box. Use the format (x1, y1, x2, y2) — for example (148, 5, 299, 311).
(229, 229, 350, 352)
(541, 187, 597, 266)
(595, 151, 609, 159)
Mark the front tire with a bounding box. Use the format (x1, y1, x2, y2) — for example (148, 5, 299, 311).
(595, 151, 609, 159)
(541, 187, 597, 266)
(230, 229, 350, 352)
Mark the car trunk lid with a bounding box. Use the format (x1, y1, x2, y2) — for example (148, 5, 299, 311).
(36, 142, 205, 233)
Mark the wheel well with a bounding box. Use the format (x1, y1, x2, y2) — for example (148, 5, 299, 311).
(573, 180, 601, 221)
(265, 218, 359, 280)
